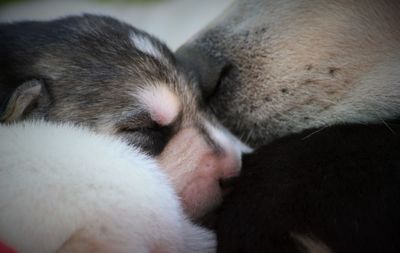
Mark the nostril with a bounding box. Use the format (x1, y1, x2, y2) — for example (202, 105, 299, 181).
(219, 175, 240, 189)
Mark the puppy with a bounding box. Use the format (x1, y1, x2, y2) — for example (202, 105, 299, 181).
(177, 0, 400, 146)
(216, 120, 400, 253)
(0, 14, 249, 252)
(0, 120, 214, 253)
(0, 14, 248, 218)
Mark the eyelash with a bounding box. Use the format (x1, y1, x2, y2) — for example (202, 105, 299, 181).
(120, 125, 156, 133)
(118, 120, 160, 133)
(120, 124, 171, 156)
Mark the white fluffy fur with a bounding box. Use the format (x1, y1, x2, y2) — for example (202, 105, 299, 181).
(0, 121, 215, 253)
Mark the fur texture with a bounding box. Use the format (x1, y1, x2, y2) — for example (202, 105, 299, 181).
(177, 0, 400, 147)
(0, 14, 253, 252)
(216, 119, 400, 253)
(0, 14, 249, 219)
(176, 1, 400, 251)
(0, 120, 215, 253)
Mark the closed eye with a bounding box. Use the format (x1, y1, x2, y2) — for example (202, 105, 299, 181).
(119, 124, 159, 134)
(117, 112, 174, 155)
(117, 111, 157, 132)
(121, 125, 172, 156)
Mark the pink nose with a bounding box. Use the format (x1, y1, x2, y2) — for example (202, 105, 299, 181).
(180, 148, 241, 217)
(157, 123, 250, 218)
(216, 150, 242, 192)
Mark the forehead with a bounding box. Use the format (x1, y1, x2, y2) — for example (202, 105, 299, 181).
(36, 18, 200, 124)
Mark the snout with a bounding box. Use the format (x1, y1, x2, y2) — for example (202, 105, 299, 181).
(205, 122, 249, 196)
(157, 123, 251, 219)
(180, 146, 242, 218)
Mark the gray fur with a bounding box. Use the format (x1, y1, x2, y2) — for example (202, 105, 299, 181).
(0, 14, 214, 155)
(177, 0, 400, 147)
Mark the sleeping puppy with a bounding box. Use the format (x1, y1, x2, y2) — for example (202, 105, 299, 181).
(216, 119, 400, 253)
(0, 120, 215, 253)
(0, 14, 249, 218)
(177, 0, 400, 147)
(0, 14, 249, 252)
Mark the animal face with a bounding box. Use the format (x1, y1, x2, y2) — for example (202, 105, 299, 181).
(0, 15, 249, 219)
(177, 0, 400, 146)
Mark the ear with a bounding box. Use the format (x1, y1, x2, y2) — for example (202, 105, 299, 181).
(0, 80, 43, 123)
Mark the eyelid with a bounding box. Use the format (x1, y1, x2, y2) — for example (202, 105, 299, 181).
(117, 111, 157, 132)
(118, 121, 160, 133)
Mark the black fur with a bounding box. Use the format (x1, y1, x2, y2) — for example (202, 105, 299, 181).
(216, 120, 400, 253)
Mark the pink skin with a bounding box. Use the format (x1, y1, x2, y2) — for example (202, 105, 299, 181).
(139, 85, 246, 219)
(157, 127, 242, 219)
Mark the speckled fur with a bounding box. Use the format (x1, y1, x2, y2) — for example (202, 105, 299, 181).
(178, 0, 400, 147)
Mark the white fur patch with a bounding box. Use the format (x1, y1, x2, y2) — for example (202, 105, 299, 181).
(205, 121, 253, 156)
(0, 120, 215, 253)
(137, 85, 181, 126)
(130, 33, 162, 60)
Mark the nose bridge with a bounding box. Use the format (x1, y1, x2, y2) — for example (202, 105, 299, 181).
(204, 122, 232, 156)
(203, 120, 253, 157)
(199, 125, 225, 157)
(201, 120, 253, 179)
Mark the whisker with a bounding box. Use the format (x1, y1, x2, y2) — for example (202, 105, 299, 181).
(301, 126, 328, 140)
(379, 117, 396, 135)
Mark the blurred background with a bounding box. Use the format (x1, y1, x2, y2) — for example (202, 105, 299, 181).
(0, 0, 233, 49)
